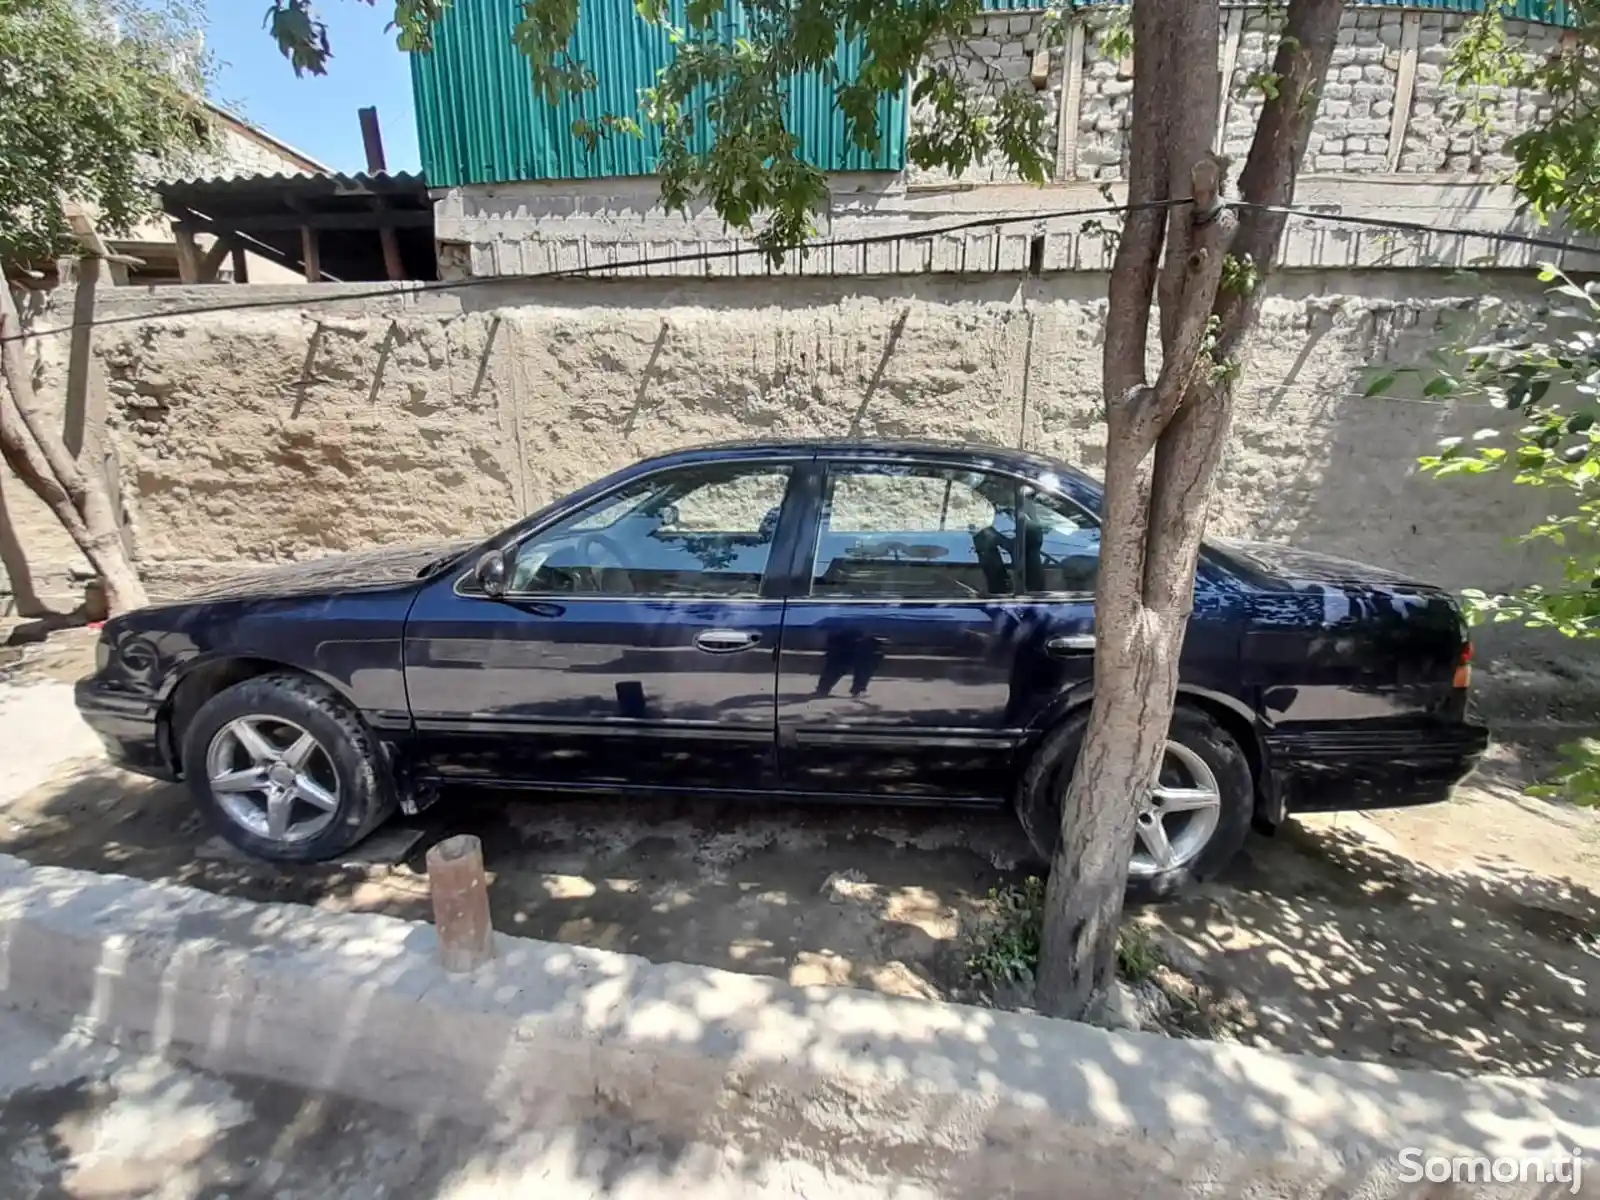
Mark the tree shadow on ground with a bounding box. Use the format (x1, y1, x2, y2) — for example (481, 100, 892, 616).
(5, 749, 1599, 1085)
(1152, 819, 1600, 1079)
(5, 840, 1597, 1200)
(0, 1040, 786, 1200)
(0, 762, 1035, 1006)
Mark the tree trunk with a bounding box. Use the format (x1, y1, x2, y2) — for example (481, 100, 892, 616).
(1034, 0, 1343, 1020)
(0, 283, 146, 615)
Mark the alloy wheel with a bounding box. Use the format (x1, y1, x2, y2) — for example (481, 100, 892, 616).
(1128, 740, 1224, 878)
(204, 716, 340, 845)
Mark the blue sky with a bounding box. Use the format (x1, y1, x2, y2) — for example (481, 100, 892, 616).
(206, 1, 422, 173)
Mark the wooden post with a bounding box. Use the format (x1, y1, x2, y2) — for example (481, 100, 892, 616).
(197, 236, 233, 283)
(67, 209, 133, 287)
(1055, 20, 1086, 181)
(300, 226, 321, 282)
(1387, 12, 1422, 173)
(359, 106, 388, 172)
(358, 107, 406, 281)
(374, 202, 405, 281)
(427, 834, 495, 972)
(174, 226, 202, 284)
(230, 242, 249, 284)
(1215, 6, 1246, 155)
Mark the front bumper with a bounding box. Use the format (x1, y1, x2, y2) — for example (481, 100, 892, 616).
(1266, 721, 1490, 813)
(73, 678, 177, 781)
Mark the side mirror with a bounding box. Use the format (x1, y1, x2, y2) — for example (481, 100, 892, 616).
(475, 549, 507, 597)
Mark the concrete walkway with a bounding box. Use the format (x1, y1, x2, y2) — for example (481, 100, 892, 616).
(0, 1004, 902, 1200)
(0, 681, 103, 808)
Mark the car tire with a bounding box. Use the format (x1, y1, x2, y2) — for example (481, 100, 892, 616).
(182, 671, 396, 863)
(1015, 703, 1254, 902)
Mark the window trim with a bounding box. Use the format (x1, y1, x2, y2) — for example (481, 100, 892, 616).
(799, 458, 1105, 604)
(454, 458, 807, 603)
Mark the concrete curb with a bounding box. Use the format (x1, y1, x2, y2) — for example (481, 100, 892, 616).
(0, 853, 1595, 1197)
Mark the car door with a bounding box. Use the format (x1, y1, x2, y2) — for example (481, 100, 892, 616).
(774, 458, 1103, 801)
(403, 457, 804, 792)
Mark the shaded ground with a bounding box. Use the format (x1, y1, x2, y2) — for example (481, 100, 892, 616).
(0, 1006, 878, 1200)
(3, 627, 1597, 1080)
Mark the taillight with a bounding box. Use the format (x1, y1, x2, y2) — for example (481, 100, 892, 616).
(1453, 640, 1473, 690)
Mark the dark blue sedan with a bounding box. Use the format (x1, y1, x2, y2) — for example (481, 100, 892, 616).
(76, 439, 1487, 898)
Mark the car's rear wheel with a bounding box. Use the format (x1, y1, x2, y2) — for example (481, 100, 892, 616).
(1016, 704, 1254, 901)
(182, 671, 395, 862)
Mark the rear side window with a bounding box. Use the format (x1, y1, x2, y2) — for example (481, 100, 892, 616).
(810, 464, 1019, 599)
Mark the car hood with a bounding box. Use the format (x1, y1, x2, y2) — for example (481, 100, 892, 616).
(1210, 538, 1443, 593)
(181, 538, 480, 603)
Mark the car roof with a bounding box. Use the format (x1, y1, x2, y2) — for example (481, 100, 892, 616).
(632, 437, 1102, 492)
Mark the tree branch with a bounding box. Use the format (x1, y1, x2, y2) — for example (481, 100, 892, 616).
(1214, 0, 1344, 356)
(1102, 0, 1176, 407)
(1141, 162, 1237, 436)
(0, 282, 146, 611)
(1142, 379, 1234, 613)
(1156, 0, 1225, 354)
(0, 389, 94, 552)
(1143, 0, 1344, 612)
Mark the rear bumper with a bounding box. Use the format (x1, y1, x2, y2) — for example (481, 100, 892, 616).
(1266, 722, 1489, 813)
(73, 678, 177, 782)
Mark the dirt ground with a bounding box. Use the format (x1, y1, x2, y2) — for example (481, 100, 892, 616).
(3, 627, 1597, 1081)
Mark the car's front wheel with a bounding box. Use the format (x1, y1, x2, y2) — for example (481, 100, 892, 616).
(1016, 704, 1254, 901)
(182, 671, 395, 862)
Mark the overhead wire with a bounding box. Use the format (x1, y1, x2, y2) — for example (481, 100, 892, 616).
(2, 196, 1591, 345)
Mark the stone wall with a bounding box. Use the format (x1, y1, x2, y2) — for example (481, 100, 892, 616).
(437, 5, 1587, 283)
(913, 12, 1065, 186)
(1402, 12, 1559, 173)
(0, 271, 1568, 627)
(1074, 22, 1134, 182)
(908, 6, 1561, 186)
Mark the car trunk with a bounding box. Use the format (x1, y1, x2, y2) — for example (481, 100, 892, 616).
(1213, 539, 1472, 726)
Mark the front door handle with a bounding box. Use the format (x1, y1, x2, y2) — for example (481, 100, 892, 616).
(694, 630, 761, 654)
(1045, 634, 1096, 657)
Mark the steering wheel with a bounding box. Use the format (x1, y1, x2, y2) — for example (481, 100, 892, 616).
(578, 533, 633, 594)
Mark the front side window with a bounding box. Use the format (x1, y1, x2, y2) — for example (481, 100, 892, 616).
(811, 464, 1020, 599)
(506, 463, 791, 597)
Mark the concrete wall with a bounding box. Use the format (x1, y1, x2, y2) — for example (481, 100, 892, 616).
(435, 175, 1600, 282)
(191, 118, 321, 181)
(0, 270, 1568, 627)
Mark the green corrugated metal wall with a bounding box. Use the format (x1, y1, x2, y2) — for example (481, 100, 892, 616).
(412, 0, 906, 186)
(413, 0, 1570, 186)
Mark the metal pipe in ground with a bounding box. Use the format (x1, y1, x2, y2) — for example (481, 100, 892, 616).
(426, 834, 495, 972)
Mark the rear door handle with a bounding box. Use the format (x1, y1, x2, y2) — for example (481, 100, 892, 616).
(1045, 634, 1096, 657)
(694, 630, 761, 654)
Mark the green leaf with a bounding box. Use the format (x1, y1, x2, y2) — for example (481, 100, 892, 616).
(1423, 375, 1459, 397)
(1364, 371, 1399, 397)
